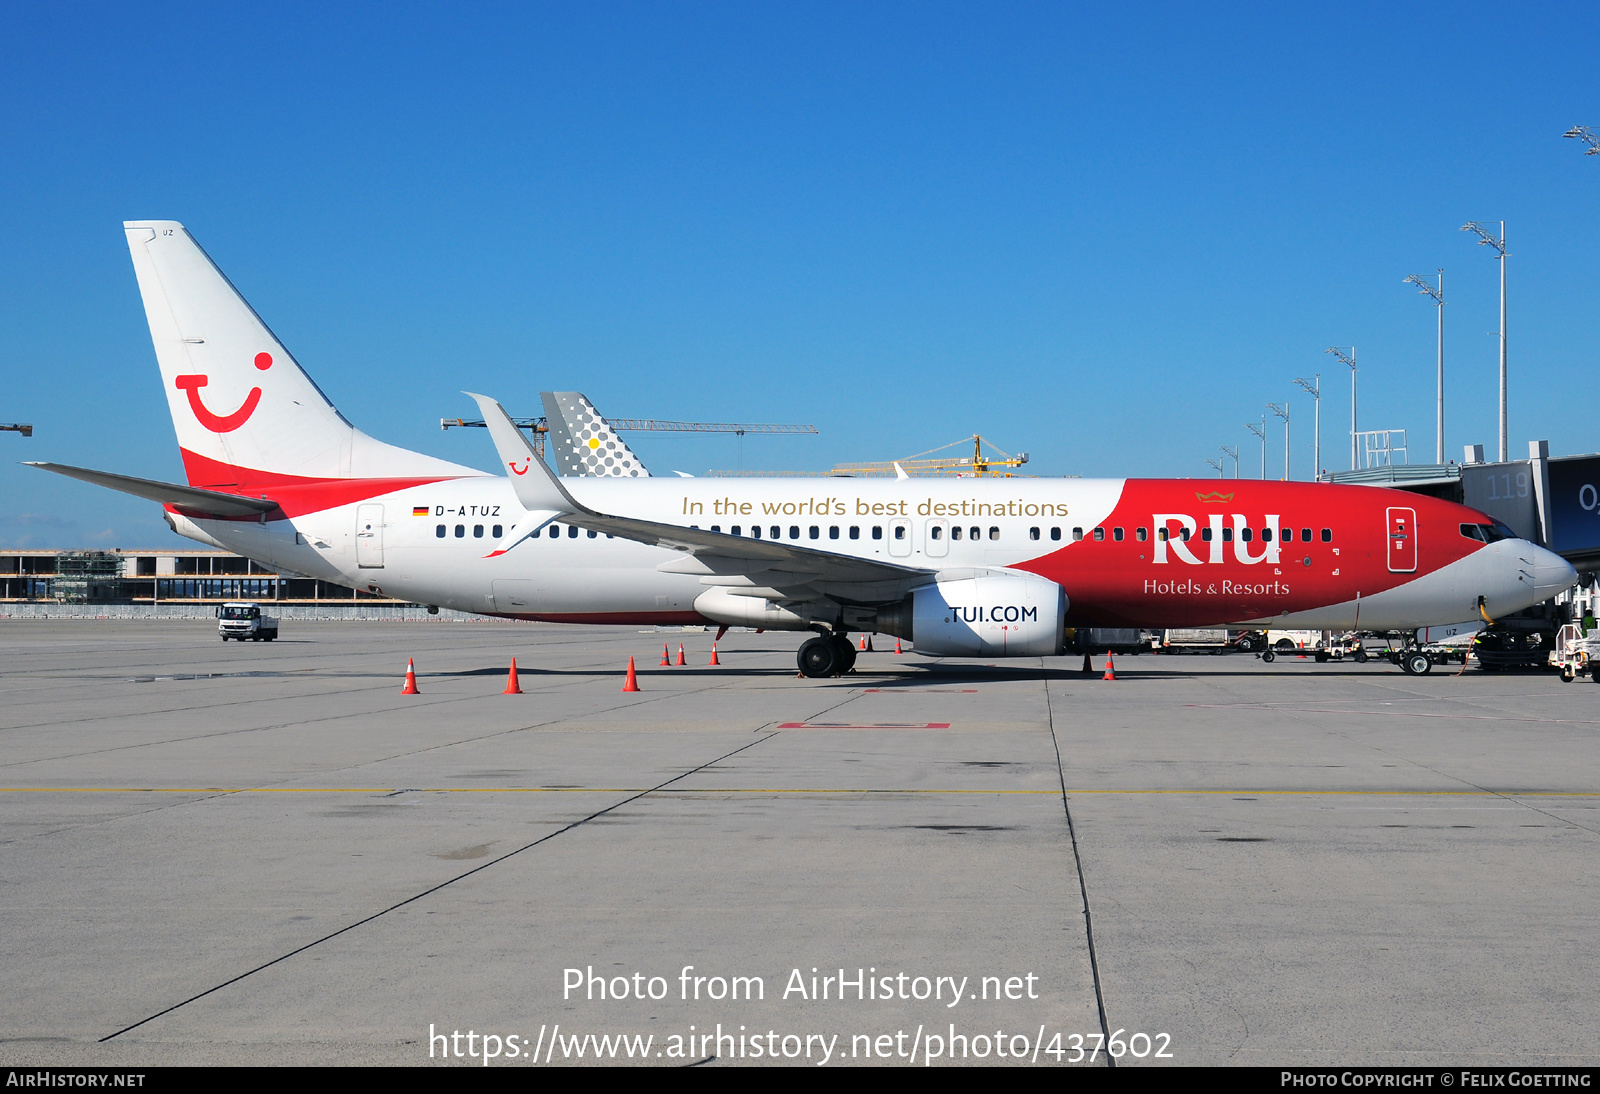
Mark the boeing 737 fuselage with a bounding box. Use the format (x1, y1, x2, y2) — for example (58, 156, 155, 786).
(30, 222, 1578, 677)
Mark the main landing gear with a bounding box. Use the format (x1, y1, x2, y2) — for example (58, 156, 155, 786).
(797, 632, 858, 678)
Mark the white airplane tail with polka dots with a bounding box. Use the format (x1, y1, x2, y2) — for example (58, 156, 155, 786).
(541, 391, 652, 478)
(124, 221, 476, 489)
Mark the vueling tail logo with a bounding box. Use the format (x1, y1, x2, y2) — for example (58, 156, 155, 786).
(1151, 513, 1282, 566)
(174, 352, 273, 433)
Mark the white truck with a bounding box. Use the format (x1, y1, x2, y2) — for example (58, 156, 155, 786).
(217, 601, 279, 642)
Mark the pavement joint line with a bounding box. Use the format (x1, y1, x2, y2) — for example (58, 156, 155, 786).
(4, 787, 1599, 795)
(1043, 667, 1114, 1068)
(96, 731, 784, 1043)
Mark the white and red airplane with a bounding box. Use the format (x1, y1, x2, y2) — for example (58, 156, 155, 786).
(30, 222, 1579, 677)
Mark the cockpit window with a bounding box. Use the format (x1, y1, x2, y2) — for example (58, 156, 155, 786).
(1461, 522, 1515, 543)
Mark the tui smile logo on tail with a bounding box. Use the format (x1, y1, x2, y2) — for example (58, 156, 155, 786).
(174, 352, 273, 433)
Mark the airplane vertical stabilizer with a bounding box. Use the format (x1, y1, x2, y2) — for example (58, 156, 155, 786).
(541, 391, 651, 477)
(124, 221, 477, 488)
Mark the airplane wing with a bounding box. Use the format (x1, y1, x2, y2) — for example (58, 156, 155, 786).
(465, 393, 932, 602)
(26, 462, 279, 518)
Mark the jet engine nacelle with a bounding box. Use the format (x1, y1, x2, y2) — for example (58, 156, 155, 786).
(909, 571, 1067, 656)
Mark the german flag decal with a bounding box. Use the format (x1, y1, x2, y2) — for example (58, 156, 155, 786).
(413, 505, 430, 517)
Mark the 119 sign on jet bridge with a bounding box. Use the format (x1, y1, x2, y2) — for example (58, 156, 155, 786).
(27, 222, 1579, 677)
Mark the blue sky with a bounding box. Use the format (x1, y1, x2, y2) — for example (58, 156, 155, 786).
(1, 2, 1596, 547)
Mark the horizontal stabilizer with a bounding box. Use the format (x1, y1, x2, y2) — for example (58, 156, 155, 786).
(25, 462, 278, 518)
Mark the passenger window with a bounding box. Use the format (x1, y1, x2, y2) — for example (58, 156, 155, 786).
(872, 526, 883, 540)
(970, 526, 980, 540)
(494, 524, 504, 537)
(1093, 527, 1105, 541)
(771, 525, 781, 539)
(568, 526, 578, 538)
(952, 526, 963, 540)
(753, 526, 762, 539)
(1029, 527, 1039, 540)
(789, 526, 799, 539)
(1050, 527, 1061, 541)
(1239, 527, 1251, 542)
(455, 524, 466, 538)
(849, 526, 860, 540)
(548, 525, 559, 538)
(588, 529, 598, 538)
(1261, 527, 1272, 542)
(473, 524, 484, 538)
(1073, 527, 1084, 541)
(829, 526, 839, 539)
(1321, 528, 1332, 542)
(894, 526, 907, 540)
(931, 526, 944, 540)
(1200, 527, 1212, 542)
(989, 526, 999, 540)
(1112, 527, 1124, 542)
(1301, 528, 1312, 542)
(808, 526, 818, 539)
(1222, 527, 1233, 542)
(1136, 527, 1147, 542)
(1157, 528, 1169, 541)
(436, 525, 446, 538)
(731, 525, 742, 536)
(711, 525, 721, 533)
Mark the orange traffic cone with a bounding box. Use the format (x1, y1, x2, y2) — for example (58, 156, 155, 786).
(676, 643, 687, 666)
(1102, 654, 1116, 681)
(894, 637, 903, 654)
(622, 656, 640, 692)
(503, 657, 523, 694)
(858, 634, 867, 651)
(1296, 640, 1307, 660)
(660, 643, 671, 666)
(400, 658, 420, 695)
(708, 643, 721, 666)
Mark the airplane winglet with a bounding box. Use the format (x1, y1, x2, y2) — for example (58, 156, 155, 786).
(464, 392, 590, 516)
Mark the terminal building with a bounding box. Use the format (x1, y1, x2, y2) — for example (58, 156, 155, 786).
(0, 549, 408, 608)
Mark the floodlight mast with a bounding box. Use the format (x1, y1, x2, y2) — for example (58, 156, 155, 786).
(1221, 444, 1239, 479)
(1462, 221, 1507, 461)
(1246, 419, 1267, 480)
(1405, 271, 1445, 463)
(1206, 457, 1224, 477)
(1564, 126, 1600, 154)
(1268, 403, 1290, 480)
(1293, 375, 1320, 479)
(1326, 347, 1357, 470)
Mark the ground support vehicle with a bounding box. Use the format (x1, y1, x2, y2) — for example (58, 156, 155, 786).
(1155, 628, 1231, 653)
(1551, 624, 1600, 683)
(217, 601, 279, 642)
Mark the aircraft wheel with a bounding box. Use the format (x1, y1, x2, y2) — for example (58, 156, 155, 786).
(797, 637, 839, 678)
(1261, 651, 1275, 664)
(832, 636, 857, 674)
(1404, 651, 1432, 676)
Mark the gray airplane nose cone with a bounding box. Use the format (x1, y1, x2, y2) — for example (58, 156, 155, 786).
(1532, 545, 1579, 599)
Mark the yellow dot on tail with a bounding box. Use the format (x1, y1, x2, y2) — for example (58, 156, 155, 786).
(588, 438, 600, 449)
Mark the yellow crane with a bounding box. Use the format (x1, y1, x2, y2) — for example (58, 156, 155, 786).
(828, 435, 1028, 478)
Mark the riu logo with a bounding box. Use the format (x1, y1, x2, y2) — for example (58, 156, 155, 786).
(175, 352, 273, 433)
(1151, 513, 1282, 566)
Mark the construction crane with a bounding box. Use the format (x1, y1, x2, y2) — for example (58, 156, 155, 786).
(441, 413, 817, 459)
(710, 435, 1030, 478)
(2, 423, 33, 437)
